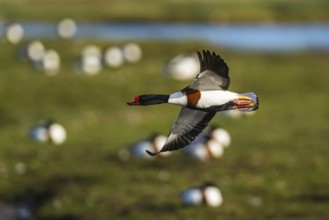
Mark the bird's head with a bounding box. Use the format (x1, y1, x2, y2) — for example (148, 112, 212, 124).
(232, 93, 259, 112)
(127, 94, 169, 106)
(127, 96, 141, 105)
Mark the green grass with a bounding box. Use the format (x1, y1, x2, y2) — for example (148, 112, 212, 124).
(1, 0, 329, 22)
(0, 40, 329, 219)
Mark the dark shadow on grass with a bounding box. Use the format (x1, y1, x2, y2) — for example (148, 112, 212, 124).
(38, 214, 79, 220)
(6, 174, 99, 220)
(296, 193, 329, 203)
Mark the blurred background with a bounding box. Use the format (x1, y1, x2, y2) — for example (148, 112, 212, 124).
(0, 0, 329, 219)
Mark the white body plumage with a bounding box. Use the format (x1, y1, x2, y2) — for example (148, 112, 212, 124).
(168, 90, 238, 109)
(197, 90, 238, 108)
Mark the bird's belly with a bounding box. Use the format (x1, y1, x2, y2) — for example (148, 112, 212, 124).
(196, 91, 238, 109)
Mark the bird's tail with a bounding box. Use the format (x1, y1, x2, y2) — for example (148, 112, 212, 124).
(238, 92, 259, 112)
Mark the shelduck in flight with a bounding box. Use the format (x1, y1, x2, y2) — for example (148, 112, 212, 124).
(128, 50, 259, 156)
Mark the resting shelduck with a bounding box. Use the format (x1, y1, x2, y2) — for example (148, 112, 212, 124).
(180, 182, 223, 207)
(128, 50, 259, 156)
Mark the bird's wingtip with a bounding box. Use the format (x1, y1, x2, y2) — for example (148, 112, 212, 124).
(146, 150, 160, 156)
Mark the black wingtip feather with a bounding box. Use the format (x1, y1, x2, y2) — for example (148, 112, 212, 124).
(146, 150, 159, 156)
(197, 50, 229, 78)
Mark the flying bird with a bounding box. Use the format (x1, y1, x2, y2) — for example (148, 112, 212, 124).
(128, 50, 259, 156)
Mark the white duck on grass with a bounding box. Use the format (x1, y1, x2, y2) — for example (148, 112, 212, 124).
(128, 50, 259, 156)
(181, 182, 223, 207)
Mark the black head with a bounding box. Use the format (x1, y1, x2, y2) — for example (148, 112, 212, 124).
(127, 94, 169, 106)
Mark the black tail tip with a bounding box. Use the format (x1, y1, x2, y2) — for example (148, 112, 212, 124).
(146, 150, 159, 156)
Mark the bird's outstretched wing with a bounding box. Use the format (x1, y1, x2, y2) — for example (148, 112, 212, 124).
(190, 50, 230, 90)
(146, 107, 216, 156)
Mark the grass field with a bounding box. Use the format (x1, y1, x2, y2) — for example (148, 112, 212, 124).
(1, 0, 329, 219)
(1, 0, 329, 22)
(0, 39, 329, 219)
